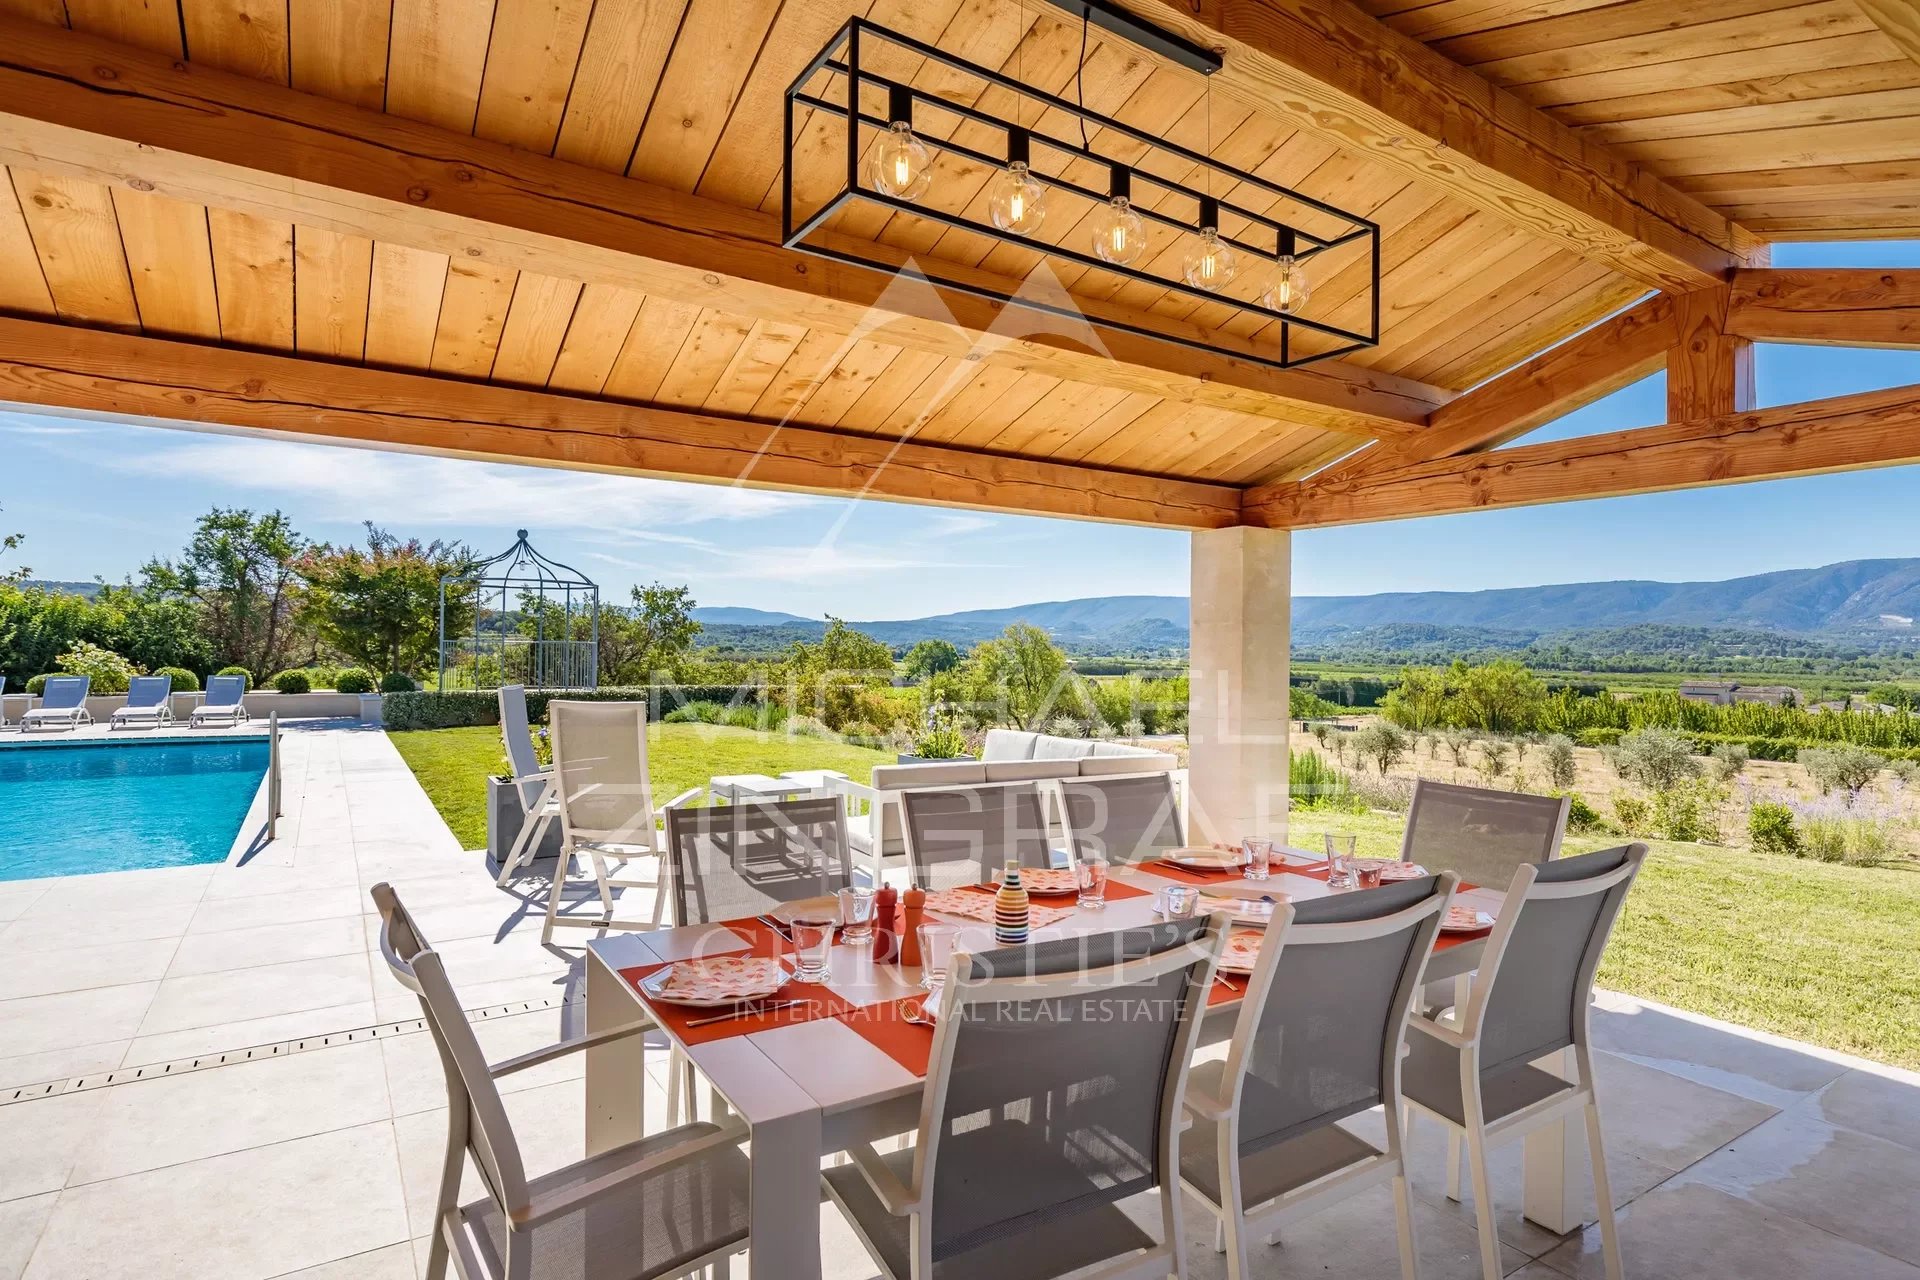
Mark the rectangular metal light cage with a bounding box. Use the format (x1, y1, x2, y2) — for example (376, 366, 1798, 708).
(782, 17, 1381, 371)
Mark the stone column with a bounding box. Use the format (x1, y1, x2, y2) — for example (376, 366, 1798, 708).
(1187, 526, 1291, 845)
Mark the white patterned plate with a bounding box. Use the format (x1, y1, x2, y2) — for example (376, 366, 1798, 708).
(1198, 888, 1285, 926)
(1377, 862, 1428, 882)
(1220, 930, 1266, 974)
(640, 956, 788, 1008)
(1161, 847, 1242, 871)
(1440, 907, 1495, 935)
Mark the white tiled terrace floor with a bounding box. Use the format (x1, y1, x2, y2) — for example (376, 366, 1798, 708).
(3, 722, 1920, 1278)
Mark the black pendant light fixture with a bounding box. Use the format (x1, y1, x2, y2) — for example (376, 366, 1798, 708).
(780, 4, 1380, 370)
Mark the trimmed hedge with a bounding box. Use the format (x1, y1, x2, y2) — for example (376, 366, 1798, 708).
(1685, 731, 1920, 764)
(153, 666, 201, 692)
(334, 668, 376, 694)
(271, 670, 312, 694)
(385, 685, 769, 731)
(379, 672, 417, 694)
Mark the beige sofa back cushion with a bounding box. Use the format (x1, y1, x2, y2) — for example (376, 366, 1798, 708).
(982, 729, 1040, 761)
(984, 759, 1082, 783)
(1077, 751, 1180, 776)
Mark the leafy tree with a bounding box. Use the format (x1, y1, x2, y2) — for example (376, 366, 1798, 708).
(1868, 683, 1916, 712)
(297, 525, 474, 677)
(1613, 727, 1700, 793)
(1380, 665, 1450, 731)
(1449, 658, 1548, 733)
(780, 618, 895, 729)
(1798, 745, 1885, 800)
(0, 504, 25, 584)
(144, 508, 308, 679)
(961, 623, 1072, 729)
(1438, 728, 1472, 767)
(1542, 733, 1578, 789)
(93, 585, 215, 675)
(1350, 719, 1409, 773)
(595, 583, 702, 684)
(901, 638, 961, 682)
(1476, 737, 1510, 781)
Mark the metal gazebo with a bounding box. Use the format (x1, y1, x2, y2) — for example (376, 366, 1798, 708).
(437, 530, 599, 692)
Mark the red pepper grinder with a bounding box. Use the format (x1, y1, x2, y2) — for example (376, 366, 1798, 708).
(873, 884, 900, 963)
(899, 886, 927, 968)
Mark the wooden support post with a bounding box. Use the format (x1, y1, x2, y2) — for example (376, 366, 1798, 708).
(1668, 288, 1755, 421)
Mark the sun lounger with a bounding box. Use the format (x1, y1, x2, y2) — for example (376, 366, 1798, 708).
(21, 676, 92, 732)
(111, 675, 175, 729)
(189, 674, 250, 727)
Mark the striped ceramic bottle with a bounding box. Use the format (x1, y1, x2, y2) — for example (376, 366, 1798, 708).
(994, 862, 1030, 945)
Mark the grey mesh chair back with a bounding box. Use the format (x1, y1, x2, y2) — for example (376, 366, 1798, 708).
(1060, 773, 1184, 866)
(548, 699, 656, 851)
(1400, 779, 1568, 887)
(1227, 874, 1456, 1156)
(1469, 844, 1647, 1077)
(917, 918, 1226, 1275)
(124, 675, 172, 708)
(665, 797, 852, 925)
(899, 782, 1051, 889)
(370, 882, 532, 1217)
(203, 674, 246, 709)
(496, 684, 542, 793)
(37, 675, 89, 709)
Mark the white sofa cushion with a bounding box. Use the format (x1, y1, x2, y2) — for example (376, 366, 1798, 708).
(1031, 735, 1097, 760)
(872, 761, 988, 790)
(1090, 740, 1155, 757)
(1078, 751, 1179, 776)
(981, 729, 1040, 761)
(984, 759, 1081, 783)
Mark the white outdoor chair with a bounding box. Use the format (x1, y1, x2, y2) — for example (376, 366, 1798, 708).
(542, 700, 696, 946)
(1402, 844, 1649, 1280)
(663, 797, 853, 926)
(189, 674, 250, 727)
(110, 674, 174, 729)
(898, 781, 1052, 890)
(1179, 874, 1456, 1280)
(1059, 772, 1185, 866)
(493, 685, 557, 886)
(370, 882, 751, 1280)
(20, 675, 91, 732)
(824, 916, 1229, 1280)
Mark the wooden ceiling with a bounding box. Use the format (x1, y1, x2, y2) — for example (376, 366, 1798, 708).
(0, 0, 1912, 521)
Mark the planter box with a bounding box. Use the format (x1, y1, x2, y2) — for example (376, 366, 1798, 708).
(486, 775, 563, 872)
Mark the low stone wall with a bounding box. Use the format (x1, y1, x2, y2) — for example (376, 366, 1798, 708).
(46, 691, 379, 722)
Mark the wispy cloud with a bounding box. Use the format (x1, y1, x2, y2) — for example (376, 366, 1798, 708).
(92, 432, 815, 532)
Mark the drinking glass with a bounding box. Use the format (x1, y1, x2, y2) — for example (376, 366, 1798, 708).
(1323, 833, 1357, 890)
(918, 923, 963, 994)
(1355, 859, 1384, 890)
(1241, 837, 1274, 882)
(838, 886, 876, 946)
(789, 913, 837, 982)
(1158, 884, 1199, 918)
(1075, 856, 1110, 909)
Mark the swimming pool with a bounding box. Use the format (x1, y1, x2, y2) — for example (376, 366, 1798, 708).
(0, 738, 271, 881)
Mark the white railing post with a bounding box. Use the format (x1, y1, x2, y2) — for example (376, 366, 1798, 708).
(267, 710, 283, 841)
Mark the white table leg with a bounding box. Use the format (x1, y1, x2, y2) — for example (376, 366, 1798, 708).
(748, 1103, 824, 1280)
(1522, 1047, 1582, 1233)
(583, 953, 648, 1157)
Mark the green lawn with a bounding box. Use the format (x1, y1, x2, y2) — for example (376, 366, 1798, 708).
(388, 723, 892, 851)
(1301, 808, 1920, 1070)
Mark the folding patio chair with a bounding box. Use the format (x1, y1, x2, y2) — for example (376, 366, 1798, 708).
(370, 882, 751, 1280)
(1178, 874, 1456, 1280)
(1401, 844, 1649, 1280)
(824, 916, 1229, 1280)
(492, 685, 557, 886)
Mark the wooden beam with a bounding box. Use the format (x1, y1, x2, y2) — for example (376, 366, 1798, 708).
(1242, 381, 1920, 527)
(0, 318, 1242, 529)
(1668, 287, 1754, 420)
(0, 16, 1443, 437)
(1311, 295, 1675, 485)
(1857, 0, 1920, 70)
(1727, 269, 1920, 349)
(1137, 0, 1752, 292)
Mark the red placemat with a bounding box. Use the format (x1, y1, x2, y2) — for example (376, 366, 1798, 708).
(1135, 858, 1245, 886)
(618, 918, 857, 1046)
(840, 996, 936, 1076)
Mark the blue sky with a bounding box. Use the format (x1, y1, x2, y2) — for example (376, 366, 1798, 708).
(2, 241, 1915, 619)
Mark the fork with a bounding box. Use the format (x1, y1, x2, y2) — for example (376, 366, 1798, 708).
(683, 999, 808, 1028)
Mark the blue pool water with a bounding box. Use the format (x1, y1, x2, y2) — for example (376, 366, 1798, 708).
(0, 739, 271, 881)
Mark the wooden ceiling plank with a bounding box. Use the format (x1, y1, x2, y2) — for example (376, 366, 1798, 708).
(627, 0, 782, 192)
(287, 0, 390, 110)
(909, 361, 1034, 443)
(0, 316, 1240, 527)
(1436, 0, 1815, 64)
(364, 241, 449, 369)
(1393, 256, 1621, 384)
(599, 294, 702, 403)
(549, 0, 686, 170)
(650, 308, 756, 408)
(386, 0, 497, 134)
(1512, 31, 1898, 108)
(0, 1, 69, 23)
(429, 257, 518, 377)
(0, 166, 55, 314)
(1858, 0, 1920, 68)
(9, 168, 140, 328)
(182, 0, 291, 83)
(110, 187, 221, 340)
(1472, 1, 1871, 86)
(1582, 87, 1920, 145)
(545, 283, 646, 394)
(982, 381, 1133, 455)
(794, 338, 903, 425)
(1247, 379, 1920, 527)
(62, 0, 182, 54)
(1556, 59, 1920, 127)
(831, 348, 955, 433)
(746, 327, 855, 423)
(1727, 267, 1920, 347)
(292, 224, 372, 358)
(1384, 0, 1622, 42)
(1005, 389, 1161, 462)
(1615, 116, 1920, 178)
(206, 208, 292, 349)
(1138, 0, 1746, 289)
(0, 17, 1444, 436)
(702, 318, 810, 415)
(489, 271, 582, 387)
(473, 0, 595, 154)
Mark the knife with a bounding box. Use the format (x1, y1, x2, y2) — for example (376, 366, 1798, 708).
(684, 999, 808, 1029)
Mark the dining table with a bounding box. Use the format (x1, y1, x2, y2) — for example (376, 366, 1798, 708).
(581, 849, 1585, 1280)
